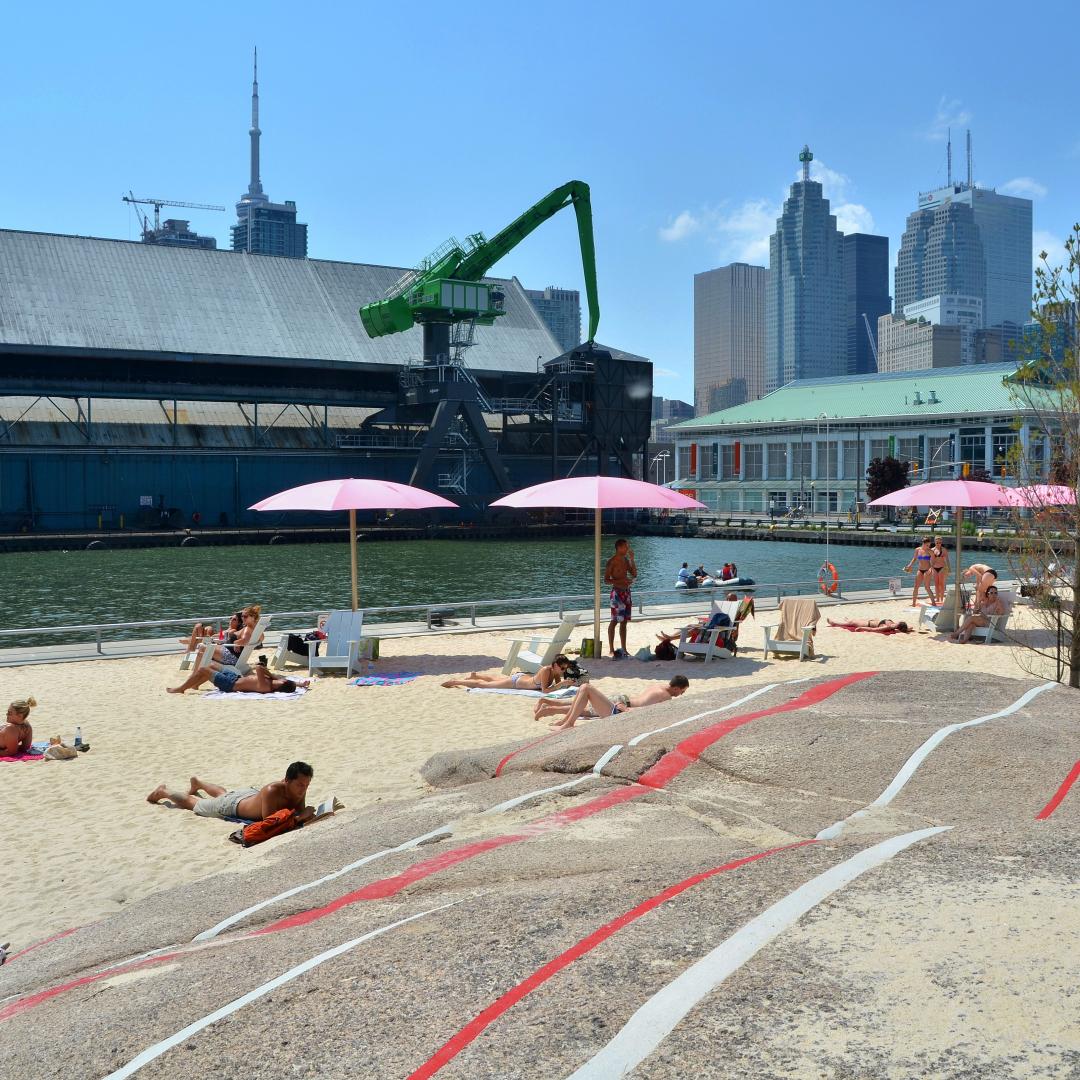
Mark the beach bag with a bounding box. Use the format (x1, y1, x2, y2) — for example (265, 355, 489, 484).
(654, 639, 677, 661)
(287, 633, 320, 657)
(633, 646, 654, 661)
(229, 809, 300, 847)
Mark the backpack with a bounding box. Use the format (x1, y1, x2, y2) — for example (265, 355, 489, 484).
(228, 808, 300, 847)
(654, 639, 677, 661)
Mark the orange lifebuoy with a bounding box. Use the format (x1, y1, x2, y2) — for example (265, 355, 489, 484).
(818, 562, 839, 596)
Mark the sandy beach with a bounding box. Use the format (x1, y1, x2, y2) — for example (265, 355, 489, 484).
(1, 598, 1062, 952)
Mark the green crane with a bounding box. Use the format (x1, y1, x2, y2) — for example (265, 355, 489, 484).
(360, 180, 599, 350)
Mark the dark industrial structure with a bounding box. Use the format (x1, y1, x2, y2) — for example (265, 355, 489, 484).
(0, 230, 651, 532)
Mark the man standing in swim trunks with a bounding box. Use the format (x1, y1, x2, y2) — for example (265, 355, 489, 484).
(146, 761, 316, 822)
(604, 538, 637, 659)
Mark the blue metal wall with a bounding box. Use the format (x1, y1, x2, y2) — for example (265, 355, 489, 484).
(0, 450, 578, 531)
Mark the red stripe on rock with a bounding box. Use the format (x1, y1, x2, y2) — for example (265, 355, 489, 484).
(494, 732, 559, 777)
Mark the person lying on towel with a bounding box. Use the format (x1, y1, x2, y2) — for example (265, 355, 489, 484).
(441, 655, 573, 692)
(827, 618, 912, 634)
(167, 660, 302, 696)
(147, 760, 316, 823)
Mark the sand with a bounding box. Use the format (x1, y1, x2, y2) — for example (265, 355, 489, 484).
(0, 598, 1063, 952)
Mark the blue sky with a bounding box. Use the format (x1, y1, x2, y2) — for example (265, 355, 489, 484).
(3, 1, 1077, 400)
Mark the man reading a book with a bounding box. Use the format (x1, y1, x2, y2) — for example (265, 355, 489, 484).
(147, 761, 316, 823)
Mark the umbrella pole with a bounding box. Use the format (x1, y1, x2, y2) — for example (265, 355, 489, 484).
(349, 508, 359, 612)
(594, 510, 602, 658)
(953, 507, 963, 631)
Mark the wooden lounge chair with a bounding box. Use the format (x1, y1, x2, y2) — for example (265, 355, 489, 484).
(762, 598, 819, 661)
(193, 614, 271, 676)
(305, 610, 365, 677)
(502, 614, 580, 675)
(674, 599, 743, 662)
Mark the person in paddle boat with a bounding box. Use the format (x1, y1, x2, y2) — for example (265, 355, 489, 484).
(0, 696, 36, 756)
(147, 760, 316, 822)
(167, 660, 303, 696)
(903, 537, 935, 606)
(535, 675, 690, 730)
(827, 618, 911, 633)
(442, 655, 573, 692)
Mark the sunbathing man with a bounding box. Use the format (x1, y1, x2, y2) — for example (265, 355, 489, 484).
(949, 585, 1007, 643)
(536, 675, 690, 730)
(147, 761, 316, 823)
(827, 618, 911, 634)
(167, 660, 300, 695)
(442, 655, 573, 692)
(0, 696, 36, 755)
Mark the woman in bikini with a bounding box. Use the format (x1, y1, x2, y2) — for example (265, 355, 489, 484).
(903, 537, 935, 606)
(827, 618, 911, 633)
(179, 610, 242, 652)
(930, 536, 950, 606)
(442, 655, 573, 692)
(204, 605, 263, 666)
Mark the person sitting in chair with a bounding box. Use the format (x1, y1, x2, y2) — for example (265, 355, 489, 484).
(949, 585, 1006, 644)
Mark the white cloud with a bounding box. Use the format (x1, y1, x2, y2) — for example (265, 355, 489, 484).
(1000, 176, 1048, 199)
(1033, 229, 1068, 269)
(924, 96, 972, 141)
(833, 203, 876, 235)
(658, 210, 703, 243)
(652, 366, 680, 379)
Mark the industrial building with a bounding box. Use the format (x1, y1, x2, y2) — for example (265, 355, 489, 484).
(0, 229, 651, 532)
(668, 364, 1040, 513)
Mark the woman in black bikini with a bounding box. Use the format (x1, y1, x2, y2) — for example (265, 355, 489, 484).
(930, 536, 950, 606)
(827, 618, 911, 633)
(903, 537, 935, 606)
(442, 655, 573, 692)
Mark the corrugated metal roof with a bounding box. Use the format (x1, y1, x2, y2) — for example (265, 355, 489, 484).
(673, 364, 1025, 431)
(0, 229, 561, 373)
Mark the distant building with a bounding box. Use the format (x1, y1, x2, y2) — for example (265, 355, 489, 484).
(917, 182, 1033, 328)
(902, 294, 984, 365)
(652, 396, 694, 421)
(894, 201, 986, 320)
(843, 233, 890, 375)
(1023, 301, 1078, 370)
(694, 262, 767, 413)
(523, 286, 581, 353)
(231, 50, 308, 258)
(141, 219, 217, 250)
(766, 145, 846, 393)
(877, 314, 962, 373)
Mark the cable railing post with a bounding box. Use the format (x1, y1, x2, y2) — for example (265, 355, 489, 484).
(96, 628, 103, 655)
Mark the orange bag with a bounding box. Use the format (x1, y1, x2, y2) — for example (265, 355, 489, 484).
(229, 808, 300, 847)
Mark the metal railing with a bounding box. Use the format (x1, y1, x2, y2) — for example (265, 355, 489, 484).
(0, 575, 922, 660)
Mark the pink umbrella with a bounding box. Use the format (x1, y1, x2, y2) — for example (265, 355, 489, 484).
(1001, 483, 1077, 508)
(869, 479, 1013, 628)
(250, 479, 458, 610)
(490, 476, 706, 655)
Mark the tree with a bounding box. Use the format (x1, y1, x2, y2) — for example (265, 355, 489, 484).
(866, 456, 910, 502)
(1004, 223, 1080, 687)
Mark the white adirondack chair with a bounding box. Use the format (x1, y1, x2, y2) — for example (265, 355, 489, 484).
(675, 600, 742, 662)
(273, 613, 330, 669)
(502, 614, 580, 675)
(194, 615, 271, 675)
(762, 598, 820, 661)
(307, 610, 365, 677)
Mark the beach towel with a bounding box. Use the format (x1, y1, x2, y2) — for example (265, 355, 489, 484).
(832, 624, 900, 636)
(349, 673, 420, 686)
(465, 685, 578, 699)
(0, 741, 48, 763)
(776, 598, 820, 658)
(203, 687, 309, 701)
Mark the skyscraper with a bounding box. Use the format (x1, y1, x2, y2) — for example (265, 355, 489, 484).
(843, 233, 890, 374)
(231, 50, 308, 259)
(522, 286, 581, 352)
(896, 134, 1034, 329)
(693, 262, 767, 413)
(765, 146, 846, 393)
(894, 202, 985, 320)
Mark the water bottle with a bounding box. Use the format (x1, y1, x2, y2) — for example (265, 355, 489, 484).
(74, 726, 83, 749)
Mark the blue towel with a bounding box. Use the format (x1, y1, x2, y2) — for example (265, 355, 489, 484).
(349, 672, 420, 686)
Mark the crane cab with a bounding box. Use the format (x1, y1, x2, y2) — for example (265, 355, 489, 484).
(408, 279, 506, 326)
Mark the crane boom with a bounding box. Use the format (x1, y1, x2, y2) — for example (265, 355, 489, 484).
(122, 194, 226, 234)
(862, 312, 879, 366)
(360, 180, 599, 344)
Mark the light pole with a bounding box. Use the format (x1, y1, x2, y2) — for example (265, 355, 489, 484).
(818, 412, 831, 574)
(651, 450, 670, 487)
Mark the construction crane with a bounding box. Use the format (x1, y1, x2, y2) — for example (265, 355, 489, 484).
(862, 312, 880, 367)
(360, 181, 599, 362)
(122, 192, 226, 239)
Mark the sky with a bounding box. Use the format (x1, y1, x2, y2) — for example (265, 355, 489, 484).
(2, 1, 1078, 401)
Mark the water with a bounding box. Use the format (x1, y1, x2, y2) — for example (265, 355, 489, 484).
(1, 534, 1011, 630)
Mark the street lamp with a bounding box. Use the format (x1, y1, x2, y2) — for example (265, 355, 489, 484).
(651, 450, 671, 487)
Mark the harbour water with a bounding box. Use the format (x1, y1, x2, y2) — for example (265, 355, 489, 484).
(2, 534, 1012, 630)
